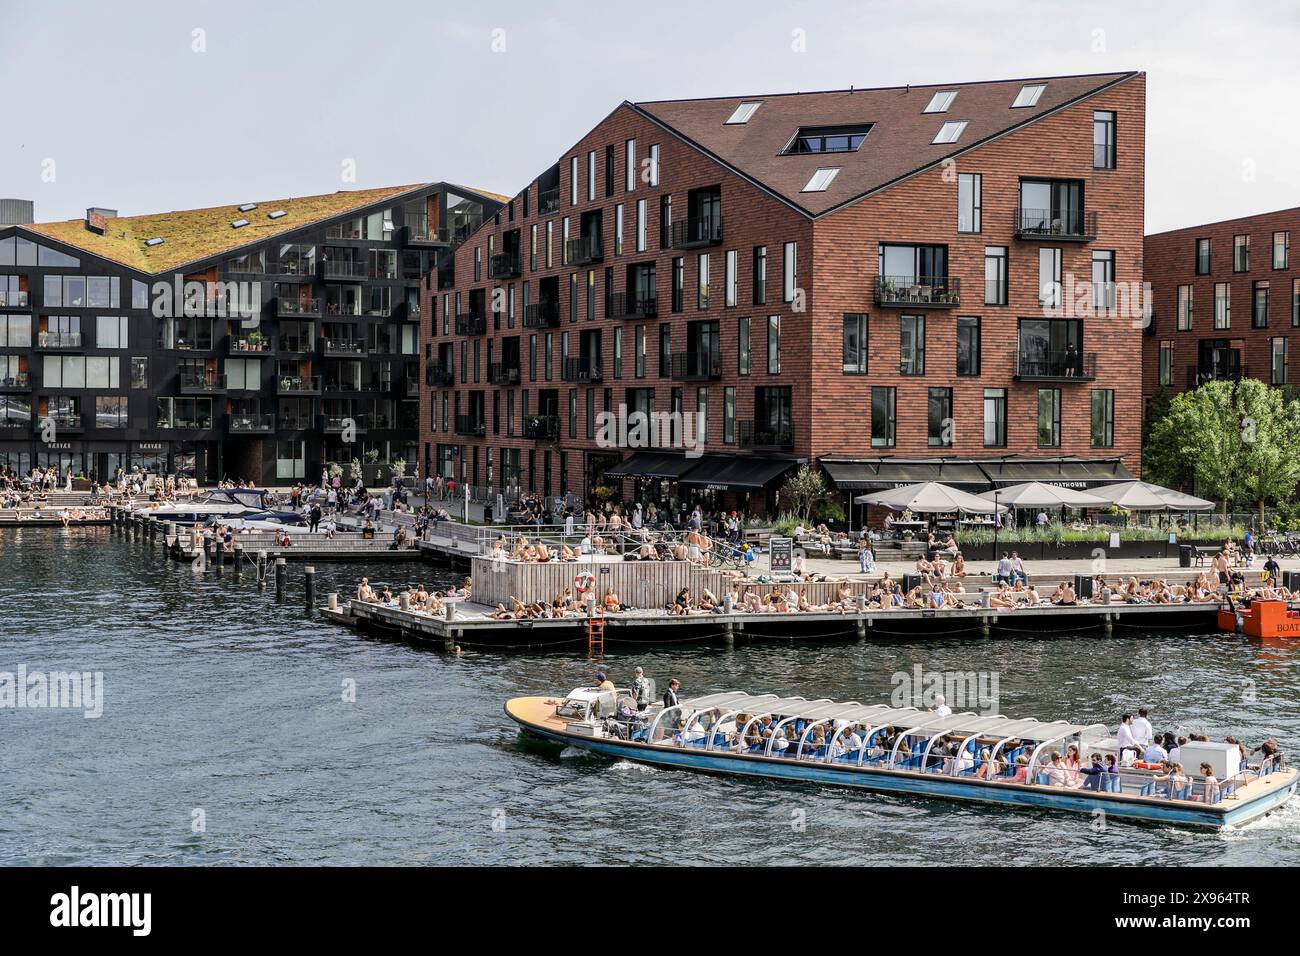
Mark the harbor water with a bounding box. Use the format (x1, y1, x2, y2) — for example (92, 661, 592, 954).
(2, 527, 1298, 865)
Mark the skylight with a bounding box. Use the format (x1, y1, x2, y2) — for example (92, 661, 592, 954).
(145, 237, 164, 246)
(801, 167, 841, 192)
(230, 218, 249, 228)
(725, 101, 762, 125)
(784, 124, 872, 154)
(923, 90, 958, 113)
(267, 210, 287, 220)
(932, 121, 968, 144)
(238, 203, 258, 212)
(1012, 83, 1046, 108)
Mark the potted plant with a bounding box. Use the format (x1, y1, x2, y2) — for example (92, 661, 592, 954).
(246, 330, 263, 350)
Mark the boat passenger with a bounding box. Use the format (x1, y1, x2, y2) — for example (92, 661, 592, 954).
(1076, 753, 1109, 790)
(1063, 745, 1083, 786)
(1042, 752, 1068, 787)
(840, 725, 865, 757)
(1200, 763, 1220, 802)
(663, 679, 681, 712)
(1002, 754, 1031, 784)
(1151, 762, 1192, 798)
(1142, 737, 1169, 765)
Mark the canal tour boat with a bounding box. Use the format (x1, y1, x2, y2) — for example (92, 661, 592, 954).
(506, 688, 1296, 830)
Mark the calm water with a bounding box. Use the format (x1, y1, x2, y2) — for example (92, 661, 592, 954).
(1, 527, 1298, 866)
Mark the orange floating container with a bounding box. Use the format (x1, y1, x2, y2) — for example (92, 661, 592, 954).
(1217, 599, 1300, 638)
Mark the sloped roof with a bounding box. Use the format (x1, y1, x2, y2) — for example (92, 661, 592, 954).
(22, 183, 458, 274)
(633, 71, 1139, 217)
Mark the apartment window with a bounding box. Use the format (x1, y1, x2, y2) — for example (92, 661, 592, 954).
(545, 332, 553, 379)
(1272, 337, 1289, 385)
(933, 121, 968, 144)
(801, 167, 840, 192)
(752, 246, 767, 305)
(1091, 250, 1116, 311)
(1037, 388, 1062, 447)
(1093, 111, 1116, 169)
(1039, 248, 1063, 308)
(625, 139, 636, 192)
(1274, 231, 1290, 270)
(1012, 83, 1046, 107)
(871, 387, 896, 448)
(529, 334, 537, 381)
(1253, 281, 1270, 328)
(1214, 282, 1231, 329)
(956, 316, 981, 376)
(561, 217, 570, 265)
(1177, 285, 1193, 330)
(726, 101, 761, 124)
(1233, 234, 1250, 272)
(569, 273, 578, 323)
(585, 388, 595, 439)
(723, 386, 735, 444)
(983, 388, 1006, 447)
(636, 199, 647, 252)
(696, 388, 708, 445)
(614, 204, 624, 256)
(95, 315, 128, 348)
(900, 315, 925, 375)
(613, 326, 623, 378)
(984, 246, 1008, 306)
(725, 250, 738, 307)
(738, 317, 750, 375)
(1090, 389, 1114, 447)
(605, 145, 615, 198)
(131, 356, 148, 389)
(587, 150, 597, 202)
(95, 396, 128, 429)
(697, 253, 709, 310)
(587, 271, 596, 320)
(1294, 278, 1300, 328)
(570, 155, 580, 206)
(924, 90, 958, 113)
(545, 221, 554, 268)
(928, 388, 953, 447)
(529, 224, 538, 271)
(1195, 238, 1211, 275)
(672, 257, 684, 312)
(474, 247, 481, 281)
(648, 144, 660, 187)
(766, 315, 781, 374)
(658, 323, 671, 377)
(634, 325, 645, 377)
(659, 195, 671, 249)
(957, 173, 982, 233)
(1158, 340, 1175, 386)
(782, 242, 797, 303)
(842, 313, 867, 374)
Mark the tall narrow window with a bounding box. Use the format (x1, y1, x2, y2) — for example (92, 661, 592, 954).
(957, 173, 982, 233)
(587, 151, 596, 202)
(984, 246, 1007, 306)
(1214, 282, 1231, 329)
(697, 254, 709, 310)
(1091, 250, 1116, 312)
(725, 250, 737, 307)
(658, 323, 671, 377)
(782, 242, 797, 303)
(1233, 234, 1250, 273)
(1195, 238, 1211, 275)
(983, 388, 1006, 447)
(570, 156, 580, 206)
(636, 198, 647, 252)
(842, 313, 867, 374)
(900, 315, 925, 375)
(635, 325, 645, 377)
(1037, 388, 1062, 447)
(1090, 389, 1114, 448)
(871, 387, 895, 448)
(672, 257, 684, 313)
(766, 315, 780, 374)
(1177, 285, 1193, 330)
(659, 195, 671, 249)
(1039, 248, 1062, 308)
(648, 144, 660, 187)
(928, 388, 953, 447)
(1293, 278, 1300, 328)
(738, 317, 750, 375)
(1158, 340, 1175, 386)
(1092, 110, 1116, 169)
(605, 145, 615, 198)
(752, 246, 767, 305)
(723, 386, 735, 444)
(956, 316, 981, 376)
(1272, 336, 1289, 385)
(625, 139, 636, 192)
(1253, 281, 1270, 329)
(1274, 231, 1290, 270)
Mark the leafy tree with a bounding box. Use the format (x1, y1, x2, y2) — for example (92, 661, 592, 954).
(779, 465, 828, 524)
(1144, 378, 1300, 519)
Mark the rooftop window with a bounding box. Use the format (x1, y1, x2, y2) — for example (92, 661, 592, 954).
(725, 101, 762, 125)
(784, 124, 872, 154)
(932, 121, 968, 145)
(145, 237, 164, 246)
(230, 219, 249, 229)
(923, 90, 958, 113)
(801, 168, 841, 192)
(1012, 83, 1046, 108)
(267, 210, 287, 220)
(237, 203, 257, 212)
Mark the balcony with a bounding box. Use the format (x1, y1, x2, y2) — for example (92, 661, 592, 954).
(488, 252, 521, 279)
(1187, 364, 1249, 389)
(539, 188, 560, 216)
(609, 292, 657, 320)
(874, 276, 960, 309)
(323, 338, 367, 357)
(278, 414, 313, 431)
(37, 413, 83, 433)
(0, 372, 31, 392)
(454, 415, 486, 437)
(0, 291, 29, 308)
(426, 363, 454, 387)
(1014, 351, 1097, 382)
(276, 296, 322, 316)
(366, 338, 398, 356)
(277, 375, 322, 395)
(523, 301, 560, 329)
(228, 413, 275, 434)
(405, 215, 451, 246)
(671, 216, 723, 249)
(562, 357, 603, 382)
(394, 300, 421, 322)
(1013, 208, 1098, 242)
(738, 420, 795, 451)
(230, 334, 271, 353)
(488, 362, 520, 386)
(670, 351, 722, 381)
(566, 236, 604, 264)
(179, 372, 228, 394)
(403, 376, 420, 397)
(321, 413, 370, 434)
(522, 414, 559, 441)
(277, 336, 315, 355)
(266, 261, 316, 280)
(322, 260, 368, 281)
(36, 331, 83, 350)
(455, 312, 487, 336)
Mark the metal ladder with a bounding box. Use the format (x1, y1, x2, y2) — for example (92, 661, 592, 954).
(586, 608, 605, 658)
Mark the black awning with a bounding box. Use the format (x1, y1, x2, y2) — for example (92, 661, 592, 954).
(603, 451, 699, 480)
(677, 455, 798, 491)
(982, 457, 1134, 489)
(821, 459, 990, 491)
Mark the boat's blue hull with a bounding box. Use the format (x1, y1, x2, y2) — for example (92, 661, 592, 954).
(517, 723, 1293, 830)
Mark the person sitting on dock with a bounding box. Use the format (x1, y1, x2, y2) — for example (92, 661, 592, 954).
(276, 528, 293, 548)
(993, 552, 1012, 584)
(356, 578, 377, 603)
(668, 588, 692, 615)
(950, 554, 967, 578)
(915, 554, 935, 584)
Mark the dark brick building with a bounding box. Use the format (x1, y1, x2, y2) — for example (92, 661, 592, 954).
(1144, 207, 1299, 403)
(422, 71, 1146, 515)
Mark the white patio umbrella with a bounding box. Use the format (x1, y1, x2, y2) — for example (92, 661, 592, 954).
(854, 481, 1007, 514)
(976, 481, 1107, 509)
(1088, 480, 1208, 511)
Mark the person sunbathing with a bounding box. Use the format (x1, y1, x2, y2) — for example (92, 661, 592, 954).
(603, 587, 624, 613)
(491, 603, 513, 620)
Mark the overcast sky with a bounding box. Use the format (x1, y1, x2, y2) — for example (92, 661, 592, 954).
(2, 0, 1296, 234)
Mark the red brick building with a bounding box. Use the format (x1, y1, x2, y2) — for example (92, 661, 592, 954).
(422, 71, 1146, 516)
(1144, 207, 1299, 402)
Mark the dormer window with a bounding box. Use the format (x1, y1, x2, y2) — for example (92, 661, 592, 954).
(725, 101, 762, 125)
(1012, 83, 1046, 108)
(924, 90, 958, 113)
(783, 124, 872, 154)
(932, 121, 968, 145)
(801, 168, 840, 192)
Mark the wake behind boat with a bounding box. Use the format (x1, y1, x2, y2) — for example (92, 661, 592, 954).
(506, 688, 1295, 830)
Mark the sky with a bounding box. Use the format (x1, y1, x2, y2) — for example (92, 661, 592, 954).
(2, 0, 1297, 234)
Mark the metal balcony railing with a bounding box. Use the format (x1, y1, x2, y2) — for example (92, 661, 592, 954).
(1186, 363, 1249, 389)
(455, 313, 487, 335)
(670, 215, 723, 248)
(738, 420, 795, 450)
(1014, 350, 1098, 381)
(228, 413, 275, 433)
(37, 331, 83, 349)
(323, 338, 366, 356)
(561, 356, 602, 382)
(277, 375, 322, 395)
(874, 276, 960, 308)
(179, 372, 228, 393)
(454, 414, 486, 437)
(538, 188, 560, 215)
(276, 296, 321, 315)
(426, 363, 454, 387)
(1014, 207, 1098, 241)
(669, 351, 722, 380)
(0, 291, 30, 307)
(566, 235, 604, 264)
(321, 413, 370, 433)
(488, 252, 521, 279)
(522, 414, 559, 441)
(322, 260, 368, 280)
(488, 362, 520, 386)
(609, 292, 657, 319)
(0, 372, 31, 391)
(523, 302, 560, 329)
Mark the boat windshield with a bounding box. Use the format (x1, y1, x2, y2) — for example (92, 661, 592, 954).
(557, 696, 593, 719)
(232, 491, 267, 508)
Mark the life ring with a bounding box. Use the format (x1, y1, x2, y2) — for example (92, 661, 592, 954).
(575, 572, 596, 594)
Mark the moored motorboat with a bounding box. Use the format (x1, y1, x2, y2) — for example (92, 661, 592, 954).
(506, 688, 1295, 830)
(147, 488, 281, 524)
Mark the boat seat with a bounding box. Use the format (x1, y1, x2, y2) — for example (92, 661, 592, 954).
(1035, 772, 1050, 785)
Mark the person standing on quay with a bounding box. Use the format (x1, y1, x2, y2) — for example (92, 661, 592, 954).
(309, 501, 322, 534)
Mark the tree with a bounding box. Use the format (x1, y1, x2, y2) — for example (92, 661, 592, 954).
(1144, 378, 1300, 519)
(779, 465, 828, 524)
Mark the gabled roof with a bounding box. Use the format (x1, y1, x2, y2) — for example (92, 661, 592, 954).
(633, 71, 1140, 218)
(20, 183, 501, 275)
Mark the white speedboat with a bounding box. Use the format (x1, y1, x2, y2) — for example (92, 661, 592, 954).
(148, 488, 281, 524)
